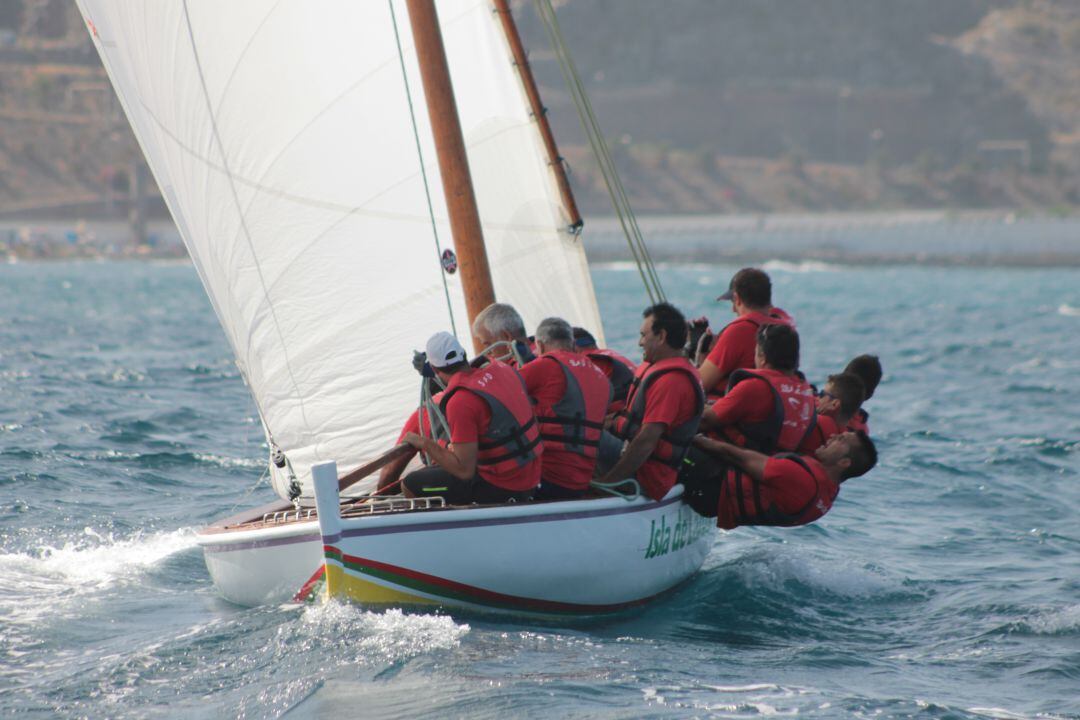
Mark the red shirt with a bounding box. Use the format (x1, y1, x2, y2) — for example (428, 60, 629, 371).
(444, 387, 542, 491)
(395, 391, 446, 442)
(586, 350, 637, 413)
(634, 364, 702, 501)
(847, 409, 870, 435)
(716, 455, 838, 530)
(397, 408, 422, 442)
(589, 354, 626, 386)
(706, 374, 773, 441)
(519, 356, 597, 490)
(797, 414, 840, 454)
(705, 308, 794, 392)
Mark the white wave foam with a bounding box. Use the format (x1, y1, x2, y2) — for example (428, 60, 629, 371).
(300, 604, 468, 664)
(762, 259, 842, 273)
(1006, 356, 1045, 374)
(642, 687, 666, 705)
(735, 547, 898, 598)
(594, 261, 641, 272)
(1024, 604, 1080, 635)
(194, 453, 264, 469)
(1058, 303, 1080, 317)
(702, 683, 784, 693)
(649, 682, 807, 716)
(968, 707, 1068, 720)
(0, 527, 197, 626)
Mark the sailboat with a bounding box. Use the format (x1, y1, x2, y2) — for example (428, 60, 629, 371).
(76, 0, 714, 616)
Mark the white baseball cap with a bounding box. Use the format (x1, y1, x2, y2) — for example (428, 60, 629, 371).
(425, 331, 467, 368)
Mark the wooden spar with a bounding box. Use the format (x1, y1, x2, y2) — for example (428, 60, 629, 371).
(337, 443, 413, 492)
(492, 0, 583, 232)
(405, 0, 496, 355)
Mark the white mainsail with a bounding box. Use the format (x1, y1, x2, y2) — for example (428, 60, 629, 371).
(76, 0, 603, 497)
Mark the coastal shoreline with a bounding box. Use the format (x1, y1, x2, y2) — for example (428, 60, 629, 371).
(3, 209, 1078, 267)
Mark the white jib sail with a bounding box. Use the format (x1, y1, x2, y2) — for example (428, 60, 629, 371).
(76, 0, 603, 498)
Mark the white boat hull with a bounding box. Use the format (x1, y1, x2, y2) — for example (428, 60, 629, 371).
(197, 488, 715, 616)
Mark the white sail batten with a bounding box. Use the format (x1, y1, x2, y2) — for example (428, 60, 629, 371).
(76, 0, 602, 498)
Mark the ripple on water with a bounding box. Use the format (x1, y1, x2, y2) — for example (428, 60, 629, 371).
(661, 542, 924, 651)
(4, 261, 1080, 716)
(17, 603, 469, 718)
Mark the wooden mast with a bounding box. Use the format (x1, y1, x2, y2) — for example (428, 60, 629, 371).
(405, 0, 496, 355)
(492, 0, 583, 232)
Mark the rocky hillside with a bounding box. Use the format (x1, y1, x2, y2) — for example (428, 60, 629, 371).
(0, 0, 1078, 220)
(954, 0, 1080, 171)
(519, 0, 1080, 213)
(0, 1, 140, 218)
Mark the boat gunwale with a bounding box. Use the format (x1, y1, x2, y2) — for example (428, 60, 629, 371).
(197, 488, 688, 551)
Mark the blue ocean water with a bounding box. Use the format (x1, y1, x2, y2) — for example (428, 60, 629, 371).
(1, 248, 1079, 718)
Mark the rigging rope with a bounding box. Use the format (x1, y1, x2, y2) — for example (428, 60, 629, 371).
(590, 477, 642, 501)
(533, 0, 666, 305)
(389, 0, 459, 337)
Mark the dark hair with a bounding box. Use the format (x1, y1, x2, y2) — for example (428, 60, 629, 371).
(732, 267, 772, 307)
(441, 359, 470, 373)
(826, 372, 866, 418)
(844, 354, 882, 400)
(643, 302, 688, 349)
(572, 326, 598, 349)
(756, 323, 799, 371)
(843, 430, 878, 480)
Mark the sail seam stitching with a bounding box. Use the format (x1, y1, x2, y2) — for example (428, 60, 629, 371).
(180, 1, 315, 450)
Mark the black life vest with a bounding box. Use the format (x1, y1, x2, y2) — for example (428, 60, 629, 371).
(727, 453, 835, 527)
(613, 357, 705, 469)
(532, 351, 612, 459)
(725, 368, 816, 454)
(439, 362, 541, 481)
(585, 348, 636, 412)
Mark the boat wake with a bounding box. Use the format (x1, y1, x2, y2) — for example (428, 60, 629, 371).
(299, 603, 470, 663)
(0, 526, 197, 626)
(718, 542, 904, 600)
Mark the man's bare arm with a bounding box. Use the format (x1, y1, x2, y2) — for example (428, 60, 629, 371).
(698, 406, 720, 432)
(698, 360, 725, 396)
(376, 449, 417, 493)
(692, 435, 767, 481)
(596, 422, 665, 485)
(404, 433, 478, 480)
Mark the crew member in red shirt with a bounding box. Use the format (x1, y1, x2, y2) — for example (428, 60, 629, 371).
(700, 323, 815, 454)
(843, 354, 882, 434)
(683, 430, 877, 529)
(572, 326, 637, 414)
(376, 388, 447, 494)
(598, 302, 705, 501)
(799, 372, 865, 453)
(472, 302, 536, 367)
(402, 332, 541, 504)
(520, 318, 612, 500)
(695, 268, 795, 398)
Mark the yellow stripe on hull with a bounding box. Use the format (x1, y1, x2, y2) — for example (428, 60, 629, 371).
(324, 563, 438, 606)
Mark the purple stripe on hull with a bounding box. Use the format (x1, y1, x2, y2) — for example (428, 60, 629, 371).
(201, 531, 321, 554)
(200, 495, 683, 553)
